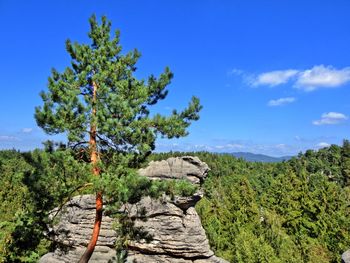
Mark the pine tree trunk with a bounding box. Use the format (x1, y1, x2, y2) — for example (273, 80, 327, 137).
(78, 81, 103, 263)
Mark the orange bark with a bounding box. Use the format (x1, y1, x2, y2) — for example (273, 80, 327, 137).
(78, 81, 103, 263)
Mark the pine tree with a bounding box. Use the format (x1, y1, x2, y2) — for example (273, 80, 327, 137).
(35, 15, 202, 262)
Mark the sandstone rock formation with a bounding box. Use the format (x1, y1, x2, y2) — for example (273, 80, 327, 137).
(39, 195, 117, 263)
(39, 156, 228, 263)
(138, 156, 209, 185)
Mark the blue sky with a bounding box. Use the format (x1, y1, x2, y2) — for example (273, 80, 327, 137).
(1, 0, 350, 156)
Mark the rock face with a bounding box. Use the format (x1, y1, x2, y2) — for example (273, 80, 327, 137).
(39, 156, 228, 263)
(138, 156, 210, 185)
(39, 195, 117, 263)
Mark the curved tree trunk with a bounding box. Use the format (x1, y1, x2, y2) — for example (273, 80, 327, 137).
(78, 192, 103, 263)
(78, 81, 102, 263)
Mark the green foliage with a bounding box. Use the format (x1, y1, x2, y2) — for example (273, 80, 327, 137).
(32, 15, 202, 261)
(187, 148, 350, 263)
(35, 15, 202, 162)
(0, 148, 199, 262)
(98, 169, 197, 215)
(0, 150, 38, 262)
(0, 149, 92, 262)
(32, 16, 202, 260)
(1, 144, 350, 262)
(341, 140, 350, 186)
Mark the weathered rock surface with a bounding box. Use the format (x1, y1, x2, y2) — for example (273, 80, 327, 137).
(138, 156, 210, 185)
(342, 249, 350, 263)
(39, 156, 228, 263)
(39, 195, 117, 263)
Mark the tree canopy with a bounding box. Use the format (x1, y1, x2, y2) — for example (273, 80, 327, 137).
(35, 15, 201, 159)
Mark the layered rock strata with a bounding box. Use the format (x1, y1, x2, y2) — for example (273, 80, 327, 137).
(39, 195, 117, 263)
(40, 156, 228, 263)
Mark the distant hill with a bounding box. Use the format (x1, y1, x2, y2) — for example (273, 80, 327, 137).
(229, 152, 292, 162)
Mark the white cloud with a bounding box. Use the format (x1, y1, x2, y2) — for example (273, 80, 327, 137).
(316, 142, 330, 148)
(228, 68, 244, 76)
(215, 144, 244, 150)
(227, 68, 255, 86)
(227, 143, 244, 149)
(155, 138, 344, 157)
(21, 128, 33, 133)
(275, 143, 287, 149)
(252, 70, 298, 87)
(296, 65, 350, 91)
(0, 135, 19, 141)
(243, 65, 350, 91)
(268, 97, 296, 106)
(313, 112, 348, 125)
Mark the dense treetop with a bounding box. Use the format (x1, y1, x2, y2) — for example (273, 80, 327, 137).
(35, 15, 202, 159)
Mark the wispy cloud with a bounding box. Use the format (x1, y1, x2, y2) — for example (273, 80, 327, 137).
(268, 97, 296, 106)
(312, 112, 348, 125)
(252, 70, 298, 87)
(235, 65, 350, 91)
(214, 143, 245, 150)
(296, 65, 350, 91)
(294, 136, 302, 141)
(227, 68, 255, 86)
(294, 135, 336, 144)
(316, 142, 330, 148)
(228, 68, 244, 76)
(0, 135, 19, 141)
(21, 128, 33, 133)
